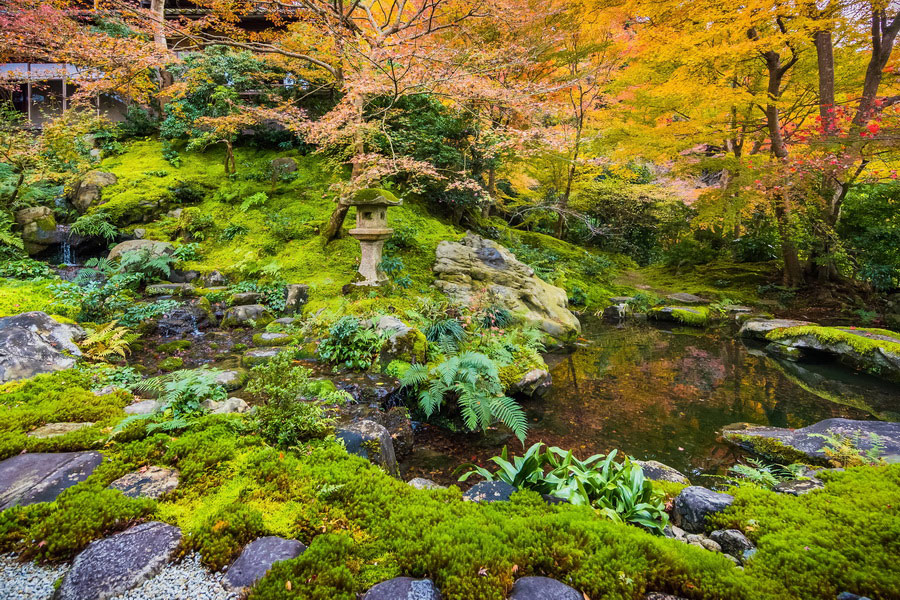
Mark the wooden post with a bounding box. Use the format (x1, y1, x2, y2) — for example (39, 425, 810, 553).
(62, 72, 67, 112)
(26, 63, 32, 123)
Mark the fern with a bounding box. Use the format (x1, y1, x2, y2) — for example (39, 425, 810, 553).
(79, 321, 139, 360)
(425, 318, 466, 352)
(399, 351, 528, 443)
(70, 211, 118, 242)
(239, 192, 268, 212)
(0, 213, 24, 250)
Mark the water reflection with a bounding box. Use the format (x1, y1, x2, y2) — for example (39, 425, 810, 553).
(404, 319, 898, 485)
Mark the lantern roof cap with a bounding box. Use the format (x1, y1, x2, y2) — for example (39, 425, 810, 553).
(346, 188, 402, 206)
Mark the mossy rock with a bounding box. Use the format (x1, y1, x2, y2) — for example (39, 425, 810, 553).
(158, 357, 184, 372)
(252, 332, 295, 347)
(293, 340, 318, 359)
(242, 347, 286, 367)
(222, 305, 274, 329)
(156, 340, 192, 354)
(648, 306, 711, 327)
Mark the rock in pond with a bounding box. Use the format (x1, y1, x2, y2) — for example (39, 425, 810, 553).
(27, 422, 94, 438)
(433, 232, 580, 343)
(333, 372, 403, 406)
(634, 460, 691, 485)
(507, 368, 552, 399)
(738, 318, 816, 340)
(336, 420, 400, 476)
(364, 577, 441, 600)
(648, 306, 710, 326)
(722, 418, 900, 465)
(0, 311, 84, 382)
(673, 486, 735, 533)
(764, 325, 900, 382)
(242, 347, 286, 367)
(223, 536, 306, 591)
(153, 303, 216, 336)
(55, 521, 181, 600)
(0, 451, 102, 509)
(462, 481, 516, 503)
(508, 576, 582, 600)
(223, 304, 274, 328)
(109, 466, 179, 499)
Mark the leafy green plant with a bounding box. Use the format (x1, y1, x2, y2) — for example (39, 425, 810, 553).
(722, 458, 806, 489)
(117, 248, 175, 283)
(625, 292, 661, 313)
(173, 242, 201, 262)
(480, 304, 512, 329)
(240, 192, 269, 212)
(118, 299, 180, 328)
(0, 212, 24, 252)
(133, 368, 226, 421)
(0, 257, 54, 279)
(400, 351, 527, 443)
(424, 317, 466, 352)
(70, 211, 118, 242)
(79, 321, 139, 361)
(220, 223, 249, 241)
(317, 316, 383, 371)
(810, 431, 885, 468)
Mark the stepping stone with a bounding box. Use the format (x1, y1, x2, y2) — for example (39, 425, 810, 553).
(229, 292, 262, 306)
(108, 466, 179, 499)
(364, 577, 441, 600)
(508, 576, 582, 600)
(738, 318, 815, 340)
(55, 521, 181, 600)
(273, 317, 298, 326)
(124, 400, 161, 415)
(253, 332, 293, 346)
(27, 422, 94, 438)
(666, 293, 709, 304)
(223, 536, 306, 591)
(462, 481, 515, 503)
(0, 451, 102, 509)
(407, 477, 446, 490)
(673, 486, 734, 533)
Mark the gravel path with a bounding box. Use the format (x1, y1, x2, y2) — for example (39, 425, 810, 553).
(0, 553, 68, 600)
(111, 553, 241, 600)
(0, 552, 240, 600)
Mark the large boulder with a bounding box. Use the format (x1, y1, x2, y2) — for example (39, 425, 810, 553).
(364, 577, 441, 600)
(336, 420, 399, 476)
(70, 170, 117, 213)
(0, 312, 84, 382)
(673, 486, 735, 533)
(0, 451, 102, 509)
(433, 232, 580, 342)
(107, 239, 174, 262)
(722, 418, 900, 465)
(283, 283, 309, 315)
(374, 316, 426, 365)
(15, 206, 58, 255)
(508, 576, 583, 600)
(224, 536, 306, 591)
(55, 521, 181, 600)
(738, 318, 816, 341)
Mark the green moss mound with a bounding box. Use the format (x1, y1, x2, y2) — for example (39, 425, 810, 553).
(648, 306, 711, 326)
(766, 325, 900, 355)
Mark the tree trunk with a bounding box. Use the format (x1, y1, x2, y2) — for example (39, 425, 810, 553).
(149, 0, 173, 110)
(814, 30, 836, 134)
(556, 110, 583, 239)
(774, 193, 804, 287)
(324, 201, 351, 241)
(325, 92, 365, 242)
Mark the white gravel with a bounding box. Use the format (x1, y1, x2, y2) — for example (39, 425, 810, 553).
(111, 553, 241, 600)
(0, 552, 240, 600)
(0, 553, 69, 600)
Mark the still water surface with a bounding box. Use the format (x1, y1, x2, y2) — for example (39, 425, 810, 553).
(403, 318, 899, 485)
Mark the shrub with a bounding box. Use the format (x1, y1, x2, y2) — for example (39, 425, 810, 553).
(0, 257, 54, 279)
(317, 316, 383, 371)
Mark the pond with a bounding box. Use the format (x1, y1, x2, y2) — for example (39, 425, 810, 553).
(402, 317, 900, 486)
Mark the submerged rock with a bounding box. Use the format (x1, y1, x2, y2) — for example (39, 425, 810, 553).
(722, 418, 900, 465)
(0, 312, 84, 382)
(673, 486, 734, 533)
(55, 521, 181, 600)
(507, 368, 552, 399)
(0, 451, 102, 509)
(224, 536, 306, 591)
(432, 232, 580, 343)
(153, 304, 215, 337)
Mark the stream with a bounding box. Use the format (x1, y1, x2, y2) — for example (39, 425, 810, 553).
(402, 317, 900, 485)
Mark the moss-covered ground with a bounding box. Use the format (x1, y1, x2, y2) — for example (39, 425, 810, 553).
(1, 369, 898, 600)
(622, 260, 778, 305)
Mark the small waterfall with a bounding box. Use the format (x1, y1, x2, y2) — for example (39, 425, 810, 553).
(57, 224, 76, 266)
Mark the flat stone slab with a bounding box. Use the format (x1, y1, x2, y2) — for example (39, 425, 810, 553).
(56, 521, 182, 600)
(0, 451, 102, 509)
(723, 418, 900, 464)
(27, 422, 94, 438)
(666, 293, 710, 304)
(124, 400, 161, 415)
(462, 481, 515, 503)
(773, 478, 825, 496)
(242, 347, 286, 367)
(224, 536, 306, 590)
(363, 577, 441, 600)
(108, 466, 179, 499)
(738, 319, 815, 340)
(509, 576, 582, 600)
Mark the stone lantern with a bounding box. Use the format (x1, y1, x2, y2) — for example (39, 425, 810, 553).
(347, 190, 401, 286)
